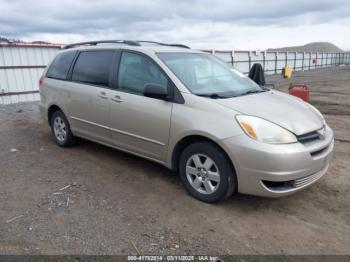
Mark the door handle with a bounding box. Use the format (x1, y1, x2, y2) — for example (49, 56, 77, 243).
(97, 91, 108, 99)
(111, 95, 123, 103)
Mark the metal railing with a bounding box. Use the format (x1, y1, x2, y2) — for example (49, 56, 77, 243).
(203, 50, 350, 74)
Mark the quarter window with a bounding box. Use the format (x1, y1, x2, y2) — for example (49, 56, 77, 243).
(46, 51, 76, 80)
(72, 50, 114, 87)
(117, 51, 168, 95)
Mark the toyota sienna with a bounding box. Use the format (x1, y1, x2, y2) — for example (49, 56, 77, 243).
(39, 40, 334, 202)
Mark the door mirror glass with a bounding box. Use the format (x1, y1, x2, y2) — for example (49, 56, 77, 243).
(144, 83, 169, 100)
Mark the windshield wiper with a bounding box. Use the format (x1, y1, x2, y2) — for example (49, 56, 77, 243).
(196, 93, 234, 99)
(239, 89, 267, 96)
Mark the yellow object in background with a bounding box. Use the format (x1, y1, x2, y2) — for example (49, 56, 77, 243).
(282, 67, 293, 78)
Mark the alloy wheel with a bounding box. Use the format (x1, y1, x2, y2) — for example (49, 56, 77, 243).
(185, 154, 221, 194)
(53, 116, 67, 142)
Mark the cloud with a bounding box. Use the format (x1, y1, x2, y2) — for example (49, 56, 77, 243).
(1, 0, 349, 50)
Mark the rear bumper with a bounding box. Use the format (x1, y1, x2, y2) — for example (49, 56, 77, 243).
(221, 125, 334, 197)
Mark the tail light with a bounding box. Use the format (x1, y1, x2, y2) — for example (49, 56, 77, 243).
(39, 76, 44, 86)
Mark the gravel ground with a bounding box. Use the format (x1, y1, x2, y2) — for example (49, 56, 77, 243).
(0, 66, 349, 255)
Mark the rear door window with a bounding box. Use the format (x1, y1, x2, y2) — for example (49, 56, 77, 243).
(72, 50, 114, 87)
(46, 51, 77, 80)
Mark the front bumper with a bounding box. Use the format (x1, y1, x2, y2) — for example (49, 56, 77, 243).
(221, 125, 334, 197)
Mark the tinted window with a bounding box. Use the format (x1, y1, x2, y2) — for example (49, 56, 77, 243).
(72, 50, 114, 87)
(46, 51, 76, 80)
(118, 51, 168, 95)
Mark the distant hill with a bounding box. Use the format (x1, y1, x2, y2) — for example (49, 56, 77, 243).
(0, 36, 59, 46)
(267, 42, 343, 53)
(0, 36, 10, 42)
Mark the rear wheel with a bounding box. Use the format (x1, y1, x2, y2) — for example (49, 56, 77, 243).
(179, 141, 236, 203)
(50, 110, 76, 147)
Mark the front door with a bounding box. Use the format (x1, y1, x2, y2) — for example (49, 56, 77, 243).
(109, 51, 173, 162)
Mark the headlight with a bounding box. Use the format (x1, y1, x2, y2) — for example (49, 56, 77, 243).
(236, 115, 297, 144)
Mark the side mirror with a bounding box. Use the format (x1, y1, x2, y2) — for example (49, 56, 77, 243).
(144, 83, 169, 100)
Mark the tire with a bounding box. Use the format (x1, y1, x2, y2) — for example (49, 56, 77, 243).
(50, 110, 76, 147)
(179, 141, 236, 203)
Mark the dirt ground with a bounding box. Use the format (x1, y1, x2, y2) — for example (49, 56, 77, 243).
(0, 66, 349, 255)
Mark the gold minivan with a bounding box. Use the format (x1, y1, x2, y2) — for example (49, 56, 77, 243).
(39, 40, 334, 202)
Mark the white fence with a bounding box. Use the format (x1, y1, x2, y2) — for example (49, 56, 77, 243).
(0, 44, 59, 104)
(1, 43, 350, 104)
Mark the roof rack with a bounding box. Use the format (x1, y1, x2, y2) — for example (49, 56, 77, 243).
(136, 41, 190, 49)
(62, 40, 190, 50)
(62, 40, 140, 49)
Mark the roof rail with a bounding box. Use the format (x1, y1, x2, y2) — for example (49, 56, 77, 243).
(62, 40, 141, 49)
(136, 41, 190, 49)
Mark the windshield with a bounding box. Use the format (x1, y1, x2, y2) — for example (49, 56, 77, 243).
(157, 52, 264, 98)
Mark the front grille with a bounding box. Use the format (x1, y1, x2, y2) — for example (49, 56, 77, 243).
(297, 131, 320, 143)
(310, 145, 329, 157)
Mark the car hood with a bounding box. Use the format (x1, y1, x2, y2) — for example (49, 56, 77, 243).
(214, 90, 324, 135)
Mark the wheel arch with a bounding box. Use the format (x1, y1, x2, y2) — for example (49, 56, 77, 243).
(170, 135, 236, 175)
(47, 104, 63, 125)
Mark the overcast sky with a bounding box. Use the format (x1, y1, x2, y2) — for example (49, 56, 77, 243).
(1, 0, 349, 50)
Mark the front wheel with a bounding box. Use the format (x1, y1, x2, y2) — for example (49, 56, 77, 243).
(179, 141, 236, 203)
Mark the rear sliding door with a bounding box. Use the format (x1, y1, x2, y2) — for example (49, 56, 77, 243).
(65, 50, 116, 143)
